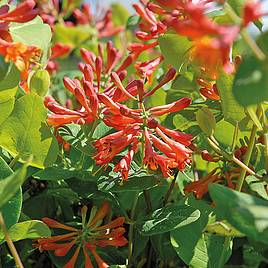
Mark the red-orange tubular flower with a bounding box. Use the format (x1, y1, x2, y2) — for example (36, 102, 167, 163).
(44, 64, 99, 127)
(34, 202, 127, 268)
(133, 1, 167, 41)
(242, 0, 268, 27)
(184, 169, 221, 199)
(74, 5, 123, 39)
(94, 69, 193, 180)
(0, 0, 37, 23)
(0, 40, 41, 73)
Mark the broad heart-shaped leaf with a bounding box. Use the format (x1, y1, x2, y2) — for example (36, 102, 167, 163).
(0, 93, 59, 168)
(139, 204, 200, 235)
(0, 64, 20, 101)
(196, 107, 216, 136)
(233, 55, 268, 107)
(217, 71, 246, 124)
(0, 97, 14, 126)
(171, 195, 232, 268)
(0, 157, 22, 230)
(171, 232, 232, 268)
(0, 220, 51, 243)
(29, 69, 50, 97)
(0, 161, 27, 210)
(33, 166, 83, 181)
(9, 16, 52, 66)
(159, 34, 192, 70)
(209, 184, 268, 245)
(53, 24, 96, 48)
(98, 175, 160, 192)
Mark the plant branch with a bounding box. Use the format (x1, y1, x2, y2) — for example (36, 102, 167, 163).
(235, 122, 258, 191)
(0, 213, 24, 268)
(128, 192, 140, 267)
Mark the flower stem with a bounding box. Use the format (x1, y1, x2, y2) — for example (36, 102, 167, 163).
(163, 177, 176, 206)
(0, 213, 24, 268)
(128, 192, 140, 267)
(9, 154, 20, 169)
(224, 2, 266, 61)
(235, 123, 258, 191)
(143, 190, 152, 214)
(207, 137, 259, 178)
(261, 106, 268, 173)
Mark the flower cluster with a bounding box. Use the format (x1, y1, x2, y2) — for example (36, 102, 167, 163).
(35, 202, 127, 268)
(0, 0, 41, 90)
(132, 0, 267, 100)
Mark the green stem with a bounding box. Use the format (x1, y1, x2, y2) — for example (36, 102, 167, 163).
(143, 190, 152, 214)
(128, 192, 140, 267)
(207, 137, 258, 177)
(235, 123, 258, 191)
(261, 106, 268, 173)
(224, 2, 266, 61)
(9, 155, 20, 169)
(0, 213, 24, 268)
(163, 178, 176, 206)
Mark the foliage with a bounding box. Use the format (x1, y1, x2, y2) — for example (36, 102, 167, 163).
(0, 0, 268, 267)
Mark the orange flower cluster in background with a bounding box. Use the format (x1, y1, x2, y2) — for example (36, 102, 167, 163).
(35, 202, 127, 268)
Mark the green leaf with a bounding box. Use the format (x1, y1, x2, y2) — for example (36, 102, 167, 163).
(111, 3, 130, 26)
(9, 17, 52, 66)
(205, 220, 245, 237)
(214, 119, 250, 147)
(159, 34, 192, 70)
(246, 175, 268, 200)
(172, 232, 232, 268)
(0, 64, 20, 101)
(139, 204, 200, 235)
(0, 220, 51, 243)
(33, 167, 82, 181)
(0, 162, 27, 210)
(29, 70, 50, 97)
(126, 15, 139, 30)
(0, 157, 22, 230)
(59, 124, 95, 156)
(209, 184, 268, 245)
(0, 93, 59, 168)
(170, 195, 214, 265)
(196, 107, 216, 136)
(98, 175, 160, 192)
(0, 97, 15, 126)
(233, 55, 268, 107)
(217, 71, 246, 124)
(53, 24, 96, 48)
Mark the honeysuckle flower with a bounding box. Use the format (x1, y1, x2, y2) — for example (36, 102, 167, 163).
(133, 1, 167, 41)
(34, 202, 128, 268)
(135, 56, 163, 82)
(0, 40, 41, 72)
(80, 41, 122, 78)
(197, 78, 220, 101)
(0, 0, 37, 23)
(44, 65, 99, 127)
(94, 69, 193, 179)
(242, 0, 268, 27)
(96, 9, 124, 39)
(73, 3, 93, 25)
(184, 169, 221, 199)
